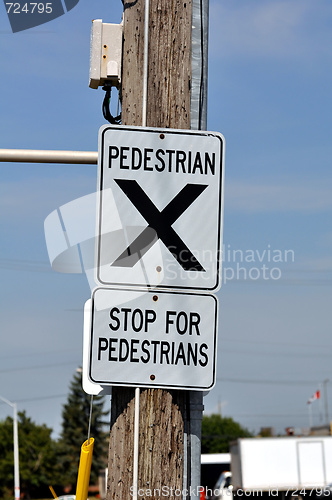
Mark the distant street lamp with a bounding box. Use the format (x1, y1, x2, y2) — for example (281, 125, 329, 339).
(0, 395, 20, 500)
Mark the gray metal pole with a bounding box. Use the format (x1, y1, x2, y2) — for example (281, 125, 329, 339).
(190, 0, 209, 497)
(0, 148, 97, 164)
(323, 379, 329, 427)
(13, 404, 20, 500)
(189, 392, 205, 497)
(0, 396, 20, 500)
(191, 0, 209, 132)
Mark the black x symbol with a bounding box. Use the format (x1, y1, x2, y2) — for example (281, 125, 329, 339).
(111, 179, 208, 271)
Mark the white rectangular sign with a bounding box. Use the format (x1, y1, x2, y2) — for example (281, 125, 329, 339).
(96, 125, 224, 291)
(87, 287, 218, 390)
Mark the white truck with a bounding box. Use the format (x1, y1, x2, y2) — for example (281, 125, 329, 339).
(211, 437, 332, 500)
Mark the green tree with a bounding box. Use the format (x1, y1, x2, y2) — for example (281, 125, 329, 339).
(201, 414, 252, 453)
(57, 370, 108, 490)
(0, 411, 57, 499)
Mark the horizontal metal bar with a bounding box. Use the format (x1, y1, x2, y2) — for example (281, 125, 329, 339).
(0, 394, 15, 408)
(0, 149, 98, 165)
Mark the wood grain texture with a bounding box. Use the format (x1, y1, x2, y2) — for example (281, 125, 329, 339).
(121, 0, 145, 126)
(138, 389, 187, 497)
(107, 388, 135, 499)
(107, 1, 192, 498)
(147, 0, 192, 129)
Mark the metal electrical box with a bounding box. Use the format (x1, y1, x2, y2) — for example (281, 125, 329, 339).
(89, 19, 123, 89)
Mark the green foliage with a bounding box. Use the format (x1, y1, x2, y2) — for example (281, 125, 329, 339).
(57, 370, 109, 489)
(0, 371, 109, 498)
(0, 416, 16, 490)
(0, 411, 57, 498)
(201, 414, 252, 453)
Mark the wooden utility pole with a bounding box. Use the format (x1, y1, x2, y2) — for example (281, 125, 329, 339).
(107, 1, 199, 498)
(121, 0, 192, 129)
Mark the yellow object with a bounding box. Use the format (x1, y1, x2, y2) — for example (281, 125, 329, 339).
(75, 438, 95, 500)
(49, 485, 58, 499)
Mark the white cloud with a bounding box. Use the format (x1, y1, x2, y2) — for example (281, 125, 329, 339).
(226, 179, 332, 213)
(294, 256, 332, 272)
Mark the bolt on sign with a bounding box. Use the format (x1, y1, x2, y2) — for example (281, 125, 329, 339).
(95, 125, 225, 292)
(86, 287, 218, 390)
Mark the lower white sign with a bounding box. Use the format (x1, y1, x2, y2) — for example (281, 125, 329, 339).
(86, 287, 218, 390)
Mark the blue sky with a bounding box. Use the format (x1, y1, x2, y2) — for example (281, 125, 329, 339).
(0, 0, 331, 439)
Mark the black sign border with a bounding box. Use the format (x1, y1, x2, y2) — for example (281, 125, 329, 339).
(88, 287, 219, 391)
(96, 125, 224, 292)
